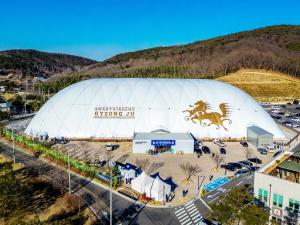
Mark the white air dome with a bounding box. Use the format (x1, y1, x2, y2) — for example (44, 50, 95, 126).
(25, 78, 285, 139)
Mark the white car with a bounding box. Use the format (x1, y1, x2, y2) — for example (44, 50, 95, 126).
(213, 138, 226, 147)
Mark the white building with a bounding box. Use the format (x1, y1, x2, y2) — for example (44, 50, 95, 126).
(254, 145, 300, 224)
(25, 78, 284, 141)
(133, 131, 194, 154)
(247, 126, 274, 148)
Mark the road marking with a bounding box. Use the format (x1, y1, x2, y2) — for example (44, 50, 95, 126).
(180, 218, 191, 225)
(199, 197, 213, 212)
(208, 196, 219, 204)
(236, 181, 243, 186)
(176, 209, 186, 217)
(177, 212, 189, 220)
(185, 201, 194, 207)
(207, 191, 219, 198)
(175, 207, 185, 214)
(185, 204, 194, 210)
(247, 175, 253, 179)
(187, 207, 198, 215)
(189, 210, 199, 218)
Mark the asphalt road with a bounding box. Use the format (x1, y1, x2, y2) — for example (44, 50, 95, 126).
(0, 139, 262, 225)
(0, 141, 178, 225)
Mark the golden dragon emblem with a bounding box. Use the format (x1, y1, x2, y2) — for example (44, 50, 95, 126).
(183, 100, 232, 130)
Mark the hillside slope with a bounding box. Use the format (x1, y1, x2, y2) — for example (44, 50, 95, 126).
(0, 49, 97, 78)
(217, 69, 300, 102)
(58, 25, 300, 80)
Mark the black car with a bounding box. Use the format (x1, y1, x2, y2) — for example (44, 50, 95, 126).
(273, 151, 283, 158)
(220, 164, 236, 171)
(240, 142, 248, 147)
(194, 147, 202, 155)
(228, 162, 242, 169)
(248, 157, 262, 164)
(238, 160, 253, 167)
(202, 146, 211, 154)
(257, 148, 268, 155)
(220, 147, 226, 154)
(250, 166, 260, 171)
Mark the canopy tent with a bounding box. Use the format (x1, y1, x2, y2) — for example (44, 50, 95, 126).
(145, 176, 171, 202)
(131, 171, 154, 194)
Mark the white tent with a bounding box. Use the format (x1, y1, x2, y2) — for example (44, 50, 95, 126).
(131, 172, 154, 194)
(145, 176, 171, 202)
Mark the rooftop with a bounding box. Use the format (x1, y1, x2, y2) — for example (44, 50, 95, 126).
(247, 125, 273, 136)
(277, 160, 300, 173)
(134, 132, 193, 141)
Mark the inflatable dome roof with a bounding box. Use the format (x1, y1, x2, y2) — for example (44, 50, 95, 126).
(25, 78, 285, 139)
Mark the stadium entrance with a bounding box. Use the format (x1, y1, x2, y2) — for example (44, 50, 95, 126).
(132, 132, 194, 154)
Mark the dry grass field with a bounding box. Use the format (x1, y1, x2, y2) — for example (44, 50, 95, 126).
(216, 69, 300, 102)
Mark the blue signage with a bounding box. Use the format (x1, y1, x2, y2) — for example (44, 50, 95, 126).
(151, 140, 176, 146)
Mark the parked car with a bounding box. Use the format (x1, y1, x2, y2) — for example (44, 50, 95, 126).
(257, 147, 268, 155)
(266, 145, 275, 153)
(220, 164, 236, 171)
(194, 147, 202, 155)
(273, 151, 283, 158)
(234, 168, 250, 177)
(105, 143, 114, 151)
(219, 147, 226, 154)
(202, 146, 211, 154)
(248, 157, 262, 164)
(238, 160, 253, 167)
(228, 162, 242, 170)
(250, 166, 260, 171)
(240, 141, 248, 147)
(213, 138, 226, 147)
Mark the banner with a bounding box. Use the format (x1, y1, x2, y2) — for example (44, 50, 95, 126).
(94, 106, 135, 119)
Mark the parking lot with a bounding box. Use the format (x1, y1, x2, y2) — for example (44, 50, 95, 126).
(69, 140, 276, 203)
(262, 102, 300, 131)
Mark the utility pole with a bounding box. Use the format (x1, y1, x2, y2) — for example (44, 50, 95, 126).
(109, 161, 113, 225)
(12, 129, 16, 163)
(68, 149, 71, 194)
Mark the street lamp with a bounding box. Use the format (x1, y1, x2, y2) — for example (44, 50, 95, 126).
(268, 184, 272, 222)
(67, 149, 71, 194)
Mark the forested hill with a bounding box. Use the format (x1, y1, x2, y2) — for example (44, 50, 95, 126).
(0, 49, 97, 78)
(57, 25, 300, 81)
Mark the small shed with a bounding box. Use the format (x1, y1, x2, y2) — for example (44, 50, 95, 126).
(247, 126, 274, 148)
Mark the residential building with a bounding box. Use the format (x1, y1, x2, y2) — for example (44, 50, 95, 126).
(254, 145, 300, 224)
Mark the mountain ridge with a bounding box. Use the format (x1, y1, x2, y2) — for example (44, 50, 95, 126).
(0, 49, 97, 78)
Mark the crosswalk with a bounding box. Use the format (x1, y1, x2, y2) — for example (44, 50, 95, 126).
(174, 201, 202, 225)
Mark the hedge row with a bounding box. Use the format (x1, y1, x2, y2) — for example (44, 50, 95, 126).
(3, 130, 99, 177)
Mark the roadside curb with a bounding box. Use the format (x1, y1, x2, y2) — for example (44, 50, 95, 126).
(0, 137, 188, 209)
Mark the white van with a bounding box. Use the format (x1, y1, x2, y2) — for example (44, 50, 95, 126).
(105, 143, 113, 151)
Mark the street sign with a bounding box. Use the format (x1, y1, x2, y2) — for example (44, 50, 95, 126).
(151, 140, 176, 146)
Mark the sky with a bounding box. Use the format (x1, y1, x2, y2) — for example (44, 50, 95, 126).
(0, 0, 300, 61)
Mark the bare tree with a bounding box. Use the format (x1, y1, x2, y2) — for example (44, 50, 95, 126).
(148, 161, 165, 174)
(179, 162, 201, 183)
(213, 152, 225, 169)
(104, 150, 113, 163)
(244, 147, 252, 159)
(135, 158, 150, 172)
(79, 141, 89, 163)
